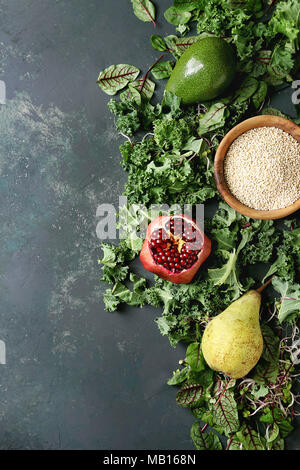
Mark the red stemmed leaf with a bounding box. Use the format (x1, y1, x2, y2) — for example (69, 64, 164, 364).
(131, 0, 156, 27)
(129, 77, 155, 102)
(211, 380, 239, 436)
(261, 323, 280, 363)
(235, 424, 266, 450)
(164, 34, 213, 59)
(252, 360, 279, 385)
(97, 64, 140, 96)
(176, 383, 203, 408)
(190, 422, 223, 450)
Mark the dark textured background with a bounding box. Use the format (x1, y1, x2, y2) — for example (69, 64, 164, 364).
(0, 0, 298, 450)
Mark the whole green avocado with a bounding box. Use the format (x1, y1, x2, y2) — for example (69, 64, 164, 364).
(166, 37, 237, 105)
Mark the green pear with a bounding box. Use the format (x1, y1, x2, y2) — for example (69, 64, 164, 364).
(201, 288, 265, 379)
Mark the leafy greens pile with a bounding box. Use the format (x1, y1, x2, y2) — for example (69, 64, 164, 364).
(98, 0, 300, 450)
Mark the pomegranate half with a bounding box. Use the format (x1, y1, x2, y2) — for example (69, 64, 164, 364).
(140, 214, 211, 284)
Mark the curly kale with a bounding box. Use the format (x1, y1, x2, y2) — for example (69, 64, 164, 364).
(153, 117, 192, 150)
(108, 98, 141, 136)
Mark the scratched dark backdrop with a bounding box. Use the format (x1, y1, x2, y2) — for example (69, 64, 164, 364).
(0, 0, 298, 450)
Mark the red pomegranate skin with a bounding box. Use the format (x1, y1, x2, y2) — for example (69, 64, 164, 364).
(140, 214, 211, 284)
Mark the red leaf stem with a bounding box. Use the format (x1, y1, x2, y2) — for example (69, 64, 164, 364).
(139, 53, 166, 93)
(137, 0, 156, 28)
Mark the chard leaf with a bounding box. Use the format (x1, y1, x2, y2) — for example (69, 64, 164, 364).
(173, 0, 204, 12)
(269, 438, 285, 450)
(176, 383, 203, 407)
(129, 77, 155, 101)
(164, 34, 205, 59)
(198, 102, 227, 134)
(252, 80, 268, 109)
(235, 424, 266, 450)
(150, 34, 167, 51)
(253, 360, 279, 385)
(191, 422, 223, 450)
(266, 423, 279, 444)
(234, 77, 259, 103)
(97, 64, 140, 95)
(164, 6, 192, 26)
(131, 0, 156, 27)
(151, 61, 174, 80)
(260, 408, 294, 439)
(210, 382, 240, 436)
(261, 324, 280, 363)
(227, 435, 243, 450)
(266, 42, 295, 84)
(186, 342, 206, 372)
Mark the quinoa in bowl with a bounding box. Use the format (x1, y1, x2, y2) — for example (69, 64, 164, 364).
(214, 115, 300, 220)
(223, 126, 300, 211)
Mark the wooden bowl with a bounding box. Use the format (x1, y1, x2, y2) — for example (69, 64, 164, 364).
(214, 115, 300, 220)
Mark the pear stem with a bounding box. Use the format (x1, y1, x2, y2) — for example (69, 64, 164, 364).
(256, 276, 274, 294)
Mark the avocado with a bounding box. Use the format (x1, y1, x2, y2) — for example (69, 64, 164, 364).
(165, 37, 236, 105)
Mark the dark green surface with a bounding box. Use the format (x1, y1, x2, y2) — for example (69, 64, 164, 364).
(166, 37, 236, 104)
(0, 0, 298, 450)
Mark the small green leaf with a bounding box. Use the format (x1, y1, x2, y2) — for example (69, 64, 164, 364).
(167, 367, 188, 385)
(266, 423, 279, 443)
(131, 0, 156, 26)
(150, 35, 167, 51)
(234, 77, 259, 104)
(186, 342, 206, 372)
(252, 81, 268, 109)
(164, 6, 192, 26)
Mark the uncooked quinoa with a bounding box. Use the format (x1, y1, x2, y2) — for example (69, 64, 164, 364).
(223, 126, 300, 211)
